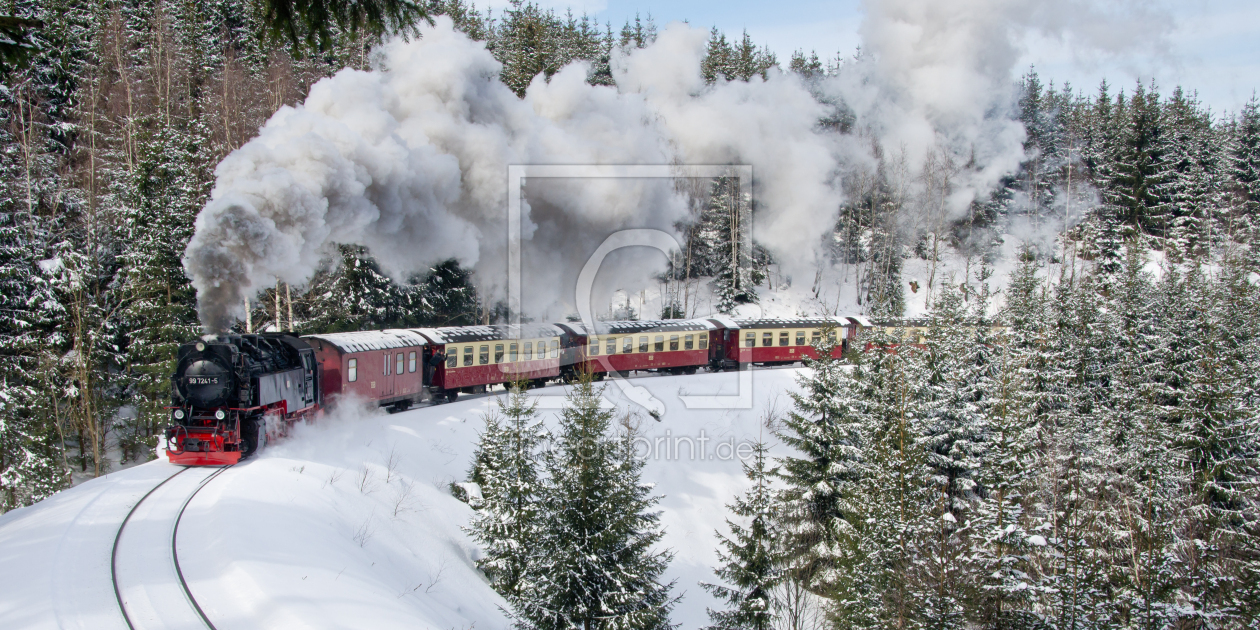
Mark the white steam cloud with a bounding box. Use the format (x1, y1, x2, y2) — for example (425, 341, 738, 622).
(185, 3, 1167, 331)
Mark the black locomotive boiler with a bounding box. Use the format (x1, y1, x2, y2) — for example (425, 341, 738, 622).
(165, 333, 321, 465)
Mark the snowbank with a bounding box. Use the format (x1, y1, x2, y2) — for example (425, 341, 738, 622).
(0, 368, 806, 629)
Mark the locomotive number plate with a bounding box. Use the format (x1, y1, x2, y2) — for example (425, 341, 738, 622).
(188, 376, 220, 385)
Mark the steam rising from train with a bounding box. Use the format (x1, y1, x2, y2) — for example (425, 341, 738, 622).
(185, 1, 1167, 331)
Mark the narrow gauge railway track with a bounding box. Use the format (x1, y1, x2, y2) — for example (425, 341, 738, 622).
(111, 466, 231, 630)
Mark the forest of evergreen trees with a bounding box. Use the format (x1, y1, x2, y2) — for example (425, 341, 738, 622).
(0, 8, 1257, 627)
(469, 250, 1260, 628)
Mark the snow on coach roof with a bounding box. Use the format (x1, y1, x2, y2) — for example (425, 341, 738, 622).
(304, 329, 429, 353)
(411, 324, 565, 345)
(730, 316, 858, 329)
(557, 319, 715, 337)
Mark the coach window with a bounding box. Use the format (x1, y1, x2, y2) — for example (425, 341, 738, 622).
(828, 331, 837, 344)
(654, 335, 664, 352)
(779, 332, 790, 347)
(607, 337, 617, 355)
(623, 337, 634, 353)
(588, 337, 600, 355)
(446, 352, 457, 368)
(698, 334, 708, 350)
(495, 344, 505, 363)
(524, 342, 534, 361)
(684, 334, 694, 350)
(669, 335, 679, 351)
(796, 331, 806, 346)
(639, 336, 648, 353)
(397, 353, 405, 375)
(479, 345, 490, 365)
(745, 332, 756, 347)
(763, 332, 773, 347)
(463, 346, 474, 367)
(409, 351, 417, 372)
(348, 358, 358, 382)
(811, 331, 821, 345)
(550, 339, 559, 358)
(510, 343, 519, 362)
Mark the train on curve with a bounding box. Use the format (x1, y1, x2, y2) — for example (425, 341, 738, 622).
(164, 316, 873, 465)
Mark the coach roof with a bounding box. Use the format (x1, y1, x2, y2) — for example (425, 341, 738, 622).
(411, 324, 565, 345)
(731, 316, 854, 330)
(304, 330, 429, 353)
(556, 319, 715, 337)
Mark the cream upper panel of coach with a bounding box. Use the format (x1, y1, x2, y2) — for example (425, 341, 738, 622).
(446, 337, 560, 368)
(585, 331, 707, 354)
(739, 326, 839, 347)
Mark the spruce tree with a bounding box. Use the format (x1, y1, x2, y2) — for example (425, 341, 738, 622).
(118, 118, 208, 462)
(852, 329, 932, 629)
(773, 325, 862, 592)
(513, 379, 676, 630)
(1229, 95, 1260, 230)
(1167, 261, 1260, 624)
(468, 386, 545, 598)
(917, 283, 988, 630)
(702, 440, 781, 630)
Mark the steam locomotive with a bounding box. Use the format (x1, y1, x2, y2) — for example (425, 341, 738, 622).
(165, 333, 321, 466)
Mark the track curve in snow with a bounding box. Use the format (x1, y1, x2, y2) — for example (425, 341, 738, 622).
(112, 466, 229, 630)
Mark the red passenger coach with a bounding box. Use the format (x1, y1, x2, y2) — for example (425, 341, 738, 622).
(708, 316, 872, 368)
(415, 324, 563, 402)
(555, 320, 714, 377)
(306, 330, 431, 411)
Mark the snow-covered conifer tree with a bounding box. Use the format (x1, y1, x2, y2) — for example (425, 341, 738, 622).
(467, 385, 545, 597)
(513, 379, 676, 630)
(773, 325, 862, 592)
(916, 282, 989, 630)
(1228, 96, 1260, 228)
(703, 440, 781, 630)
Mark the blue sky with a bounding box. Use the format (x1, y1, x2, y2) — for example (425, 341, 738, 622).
(479, 0, 1258, 116)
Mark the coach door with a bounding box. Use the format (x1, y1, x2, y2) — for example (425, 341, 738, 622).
(382, 352, 395, 397)
(422, 347, 434, 387)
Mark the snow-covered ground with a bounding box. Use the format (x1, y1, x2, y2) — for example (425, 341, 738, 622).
(0, 368, 807, 630)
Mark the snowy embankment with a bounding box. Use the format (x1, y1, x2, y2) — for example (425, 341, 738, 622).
(0, 368, 805, 630)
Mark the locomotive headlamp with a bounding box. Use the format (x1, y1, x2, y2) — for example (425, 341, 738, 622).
(215, 409, 226, 420)
(195, 341, 205, 351)
(173, 409, 185, 420)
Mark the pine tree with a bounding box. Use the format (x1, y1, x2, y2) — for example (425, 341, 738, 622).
(414, 258, 480, 326)
(1033, 272, 1122, 628)
(773, 326, 862, 592)
(966, 339, 1039, 628)
(299, 245, 418, 332)
(691, 178, 759, 313)
(702, 440, 781, 630)
(1166, 260, 1260, 625)
(1228, 95, 1260, 231)
(916, 283, 989, 630)
(513, 379, 676, 630)
(851, 331, 932, 629)
(1111, 82, 1168, 235)
(1158, 88, 1219, 259)
(1106, 242, 1183, 627)
(468, 386, 545, 598)
(118, 115, 209, 462)
(787, 50, 822, 80)
(700, 28, 734, 84)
